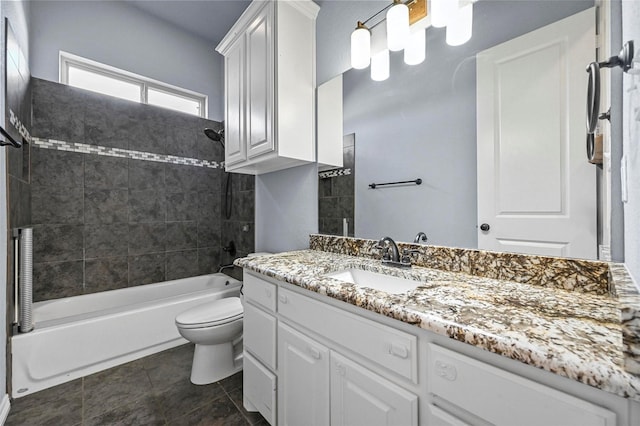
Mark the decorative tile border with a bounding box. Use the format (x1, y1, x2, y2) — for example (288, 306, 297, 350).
(319, 168, 352, 179)
(32, 137, 224, 169)
(309, 234, 611, 295)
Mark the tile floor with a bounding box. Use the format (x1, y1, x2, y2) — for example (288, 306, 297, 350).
(5, 344, 267, 425)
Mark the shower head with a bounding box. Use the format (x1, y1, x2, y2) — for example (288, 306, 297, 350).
(204, 128, 225, 148)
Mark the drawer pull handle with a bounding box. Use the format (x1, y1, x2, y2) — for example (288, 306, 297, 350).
(388, 343, 409, 359)
(435, 360, 457, 381)
(279, 294, 288, 304)
(308, 347, 321, 359)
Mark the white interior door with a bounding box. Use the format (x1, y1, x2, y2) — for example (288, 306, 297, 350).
(477, 8, 597, 259)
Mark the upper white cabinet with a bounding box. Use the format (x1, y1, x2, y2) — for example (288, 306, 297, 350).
(216, 0, 319, 175)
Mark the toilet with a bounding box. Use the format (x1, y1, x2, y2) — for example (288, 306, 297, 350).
(175, 297, 243, 385)
(175, 252, 271, 385)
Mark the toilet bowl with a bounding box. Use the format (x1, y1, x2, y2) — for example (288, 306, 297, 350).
(175, 297, 243, 385)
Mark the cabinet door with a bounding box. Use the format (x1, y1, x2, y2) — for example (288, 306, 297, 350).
(330, 352, 418, 426)
(427, 404, 472, 426)
(278, 323, 329, 426)
(244, 352, 276, 425)
(244, 301, 276, 369)
(224, 38, 247, 167)
(245, 3, 274, 159)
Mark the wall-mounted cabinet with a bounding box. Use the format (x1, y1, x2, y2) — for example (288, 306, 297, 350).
(216, 0, 319, 175)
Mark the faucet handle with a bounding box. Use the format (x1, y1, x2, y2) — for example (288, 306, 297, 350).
(401, 249, 420, 265)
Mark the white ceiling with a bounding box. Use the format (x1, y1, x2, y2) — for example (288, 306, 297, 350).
(126, 0, 252, 45)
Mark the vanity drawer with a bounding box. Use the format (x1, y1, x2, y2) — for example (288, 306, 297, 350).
(278, 287, 417, 383)
(244, 351, 276, 426)
(244, 301, 276, 369)
(244, 273, 277, 312)
(428, 344, 616, 426)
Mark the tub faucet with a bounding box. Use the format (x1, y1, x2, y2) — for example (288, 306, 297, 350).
(218, 264, 235, 274)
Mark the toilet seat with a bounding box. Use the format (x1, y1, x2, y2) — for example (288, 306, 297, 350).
(176, 297, 243, 329)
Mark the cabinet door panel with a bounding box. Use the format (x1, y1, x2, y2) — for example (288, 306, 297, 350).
(246, 5, 274, 159)
(244, 302, 276, 369)
(224, 39, 246, 167)
(330, 352, 418, 426)
(244, 352, 276, 425)
(428, 404, 472, 426)
(278, 323, 329, 426)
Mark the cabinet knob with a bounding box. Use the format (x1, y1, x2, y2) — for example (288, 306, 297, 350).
(480, 223, 490, 232)
(435, 360, 457, 381)
(279, 294, 288, 304)
(388, 343, 409, 359)
(308, 347, 321, 359)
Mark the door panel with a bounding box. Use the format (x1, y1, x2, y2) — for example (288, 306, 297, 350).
(225, 39, 246, 167)
(477, 8, 597, 259)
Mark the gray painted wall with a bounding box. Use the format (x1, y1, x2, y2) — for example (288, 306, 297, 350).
(29, 0, 224, 120)
(622, 2, 640, 287)
(255, 164, 318, 253)
(1, 0, 30, 402)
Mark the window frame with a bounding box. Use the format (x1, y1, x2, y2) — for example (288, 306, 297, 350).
(59, 51, 208, 118)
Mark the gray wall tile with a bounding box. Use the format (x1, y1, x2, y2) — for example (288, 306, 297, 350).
(33, 260, 84, 301)
(166, 250, 199, 281)
(166, 192, 198, 222)
(33, 224, 84, 262)
(85, 223, 129, 259)
(32, 186, 84, 224)
(29, 78, 254, 300)
(31, 148, 84, 188)
(85, 156, 128, 189)
(129, 223, 166, 255)
(85, 257, 128, 294)
(129, 253, 166, 286)
(166, 222, 197, 251)
(85, 189, 129, 223)
(129, 190, 166, 223)
(129, 160, 165, 190)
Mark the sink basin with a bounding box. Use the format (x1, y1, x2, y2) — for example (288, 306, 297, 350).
(325, 268, 421, 295)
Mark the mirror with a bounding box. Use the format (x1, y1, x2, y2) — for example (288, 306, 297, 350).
(318, 0, 610, 260)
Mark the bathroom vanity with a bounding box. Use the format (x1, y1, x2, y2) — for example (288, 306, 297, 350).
(235, 235, 640, 426)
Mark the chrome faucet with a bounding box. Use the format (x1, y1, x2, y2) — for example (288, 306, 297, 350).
(375, 236, 419, 268)
(376, 236, 401, 263)
(414, 232, 428, 243)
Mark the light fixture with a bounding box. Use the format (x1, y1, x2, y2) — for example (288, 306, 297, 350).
(446, 1, 473, 46)
(351, 21, 371, 69)
(431, 0, 457, 28)
(404, 28, 425, 65)
(386, 0, 410, 52)
(371, 49, 390, 81)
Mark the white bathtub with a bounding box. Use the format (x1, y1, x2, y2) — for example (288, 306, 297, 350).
(11, 273, 241, 398)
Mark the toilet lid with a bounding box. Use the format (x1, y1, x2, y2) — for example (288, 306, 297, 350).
(175, 297, 243, 329)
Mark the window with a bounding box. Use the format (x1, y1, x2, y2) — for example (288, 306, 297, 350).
(60, 52, 207, 117)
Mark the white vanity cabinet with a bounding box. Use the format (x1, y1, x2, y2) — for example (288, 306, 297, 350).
(242, 271, 638, 426)
(216, 0, 319, 175)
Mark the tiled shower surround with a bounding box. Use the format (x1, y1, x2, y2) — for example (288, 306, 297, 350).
(318, 134, 354, 237)
(30, 78, 254, 301)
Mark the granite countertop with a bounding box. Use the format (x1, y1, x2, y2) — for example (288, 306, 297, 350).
(235, 249, 640, 401)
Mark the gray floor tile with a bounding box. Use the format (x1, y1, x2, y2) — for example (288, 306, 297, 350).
(226, 387, 266, 425)
(218, 371, 243, 394)
(6, 379, 83, 426)
(169, 394, 249, 426)
(152, 378, 227, 422)
(83, 360, 153, 419)
(144, 344, 193, 390)
(84, 394, 166, 426)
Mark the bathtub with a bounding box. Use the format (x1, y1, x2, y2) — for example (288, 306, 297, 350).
(11, 273, 241, 398)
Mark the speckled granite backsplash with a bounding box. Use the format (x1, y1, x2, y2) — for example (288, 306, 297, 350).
(310, 234, 611, 294)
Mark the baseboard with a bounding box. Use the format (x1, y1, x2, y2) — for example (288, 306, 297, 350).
(0, 394, 10, 425)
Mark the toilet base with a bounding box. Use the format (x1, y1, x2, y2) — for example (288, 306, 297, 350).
(190, 342, 242, 385)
